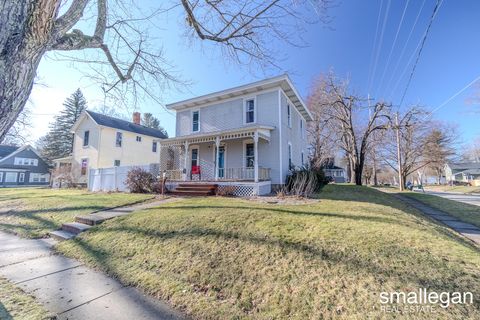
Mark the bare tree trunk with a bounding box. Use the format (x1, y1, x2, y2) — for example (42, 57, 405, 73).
(0, 0, 59, 142)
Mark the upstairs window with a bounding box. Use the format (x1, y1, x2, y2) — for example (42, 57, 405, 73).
(83, 130, 90, 146)
(14, 157, 38, 166)
(116, 132, 123, 147)
(136, 136, 142, 142)
(152, 141, 157, 152)
(192, 110, 200, 132)
(287, 104, 292, 128)
(245, 99, 255, 123)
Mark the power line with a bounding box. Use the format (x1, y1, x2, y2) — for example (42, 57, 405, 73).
(384, 0, 427, 100)
(368, 0, 392, 95)
(425, 74, 480, 119)
(397, 0, 443, 107)
(367, 0, 384, 91)
(375, 0, 410, 98)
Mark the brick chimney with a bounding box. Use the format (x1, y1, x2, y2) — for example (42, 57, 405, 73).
(132, 112, 141, 125)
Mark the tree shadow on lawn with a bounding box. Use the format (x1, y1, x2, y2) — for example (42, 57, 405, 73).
(64, 223, 480, 313)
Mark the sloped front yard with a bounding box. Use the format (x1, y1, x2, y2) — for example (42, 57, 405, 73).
(57, 185, 480, 319)
(0, 188, 153, 238)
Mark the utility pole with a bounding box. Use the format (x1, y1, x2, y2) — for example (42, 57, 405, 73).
(368, 94, 378, 186)
(395, 112, 404, 191)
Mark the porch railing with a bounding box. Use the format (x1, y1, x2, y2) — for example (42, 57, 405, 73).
(221, 167, 270, 181)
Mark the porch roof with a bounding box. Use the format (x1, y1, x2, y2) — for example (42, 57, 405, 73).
(158, 125, 275, 146)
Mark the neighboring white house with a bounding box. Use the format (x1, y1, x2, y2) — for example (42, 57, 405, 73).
(445, 162, 480, 185)
(158, 74, 312, 196)
(53, 110, 167, 184)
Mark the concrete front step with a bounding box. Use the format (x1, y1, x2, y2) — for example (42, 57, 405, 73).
(49, 230, 76, 241)
(75, 214, 107, 226)
(62, 222, 92, 235)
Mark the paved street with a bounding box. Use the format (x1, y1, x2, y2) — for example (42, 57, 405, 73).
(421, 190, 480, 207)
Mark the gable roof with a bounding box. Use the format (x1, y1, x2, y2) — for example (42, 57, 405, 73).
(74, 111, 168, 139)
(447, 162, 480, 170)
(0, 145, 45, 165)
(166, 74, 313, 121)
(0, 145, 19, 158)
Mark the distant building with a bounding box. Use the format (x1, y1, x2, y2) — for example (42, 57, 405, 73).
(444, 162, 480, 184)
(0, 145, 51, 187)
(322, 158, 346, 183)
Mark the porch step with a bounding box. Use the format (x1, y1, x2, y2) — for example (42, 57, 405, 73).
(170, 183, 218, 196)
(61, 222, 92, 235)
(49, 230, 76, 241)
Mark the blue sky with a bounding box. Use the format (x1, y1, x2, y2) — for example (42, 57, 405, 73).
(29, 0, 479, 145)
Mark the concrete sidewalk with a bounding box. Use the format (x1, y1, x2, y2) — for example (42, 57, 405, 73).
(0, 231, 184, 319)
(395, 194, 480, 245)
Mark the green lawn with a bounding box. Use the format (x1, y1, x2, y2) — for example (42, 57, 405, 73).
(0, 188, 153, 238)
(425, 185, 480, 194)
(402, 192, 480, 229)
(0, 277, 53, 320)
(57, 185, 480, 319)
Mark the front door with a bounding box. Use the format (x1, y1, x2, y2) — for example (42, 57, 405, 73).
(217, 146, 225, 178)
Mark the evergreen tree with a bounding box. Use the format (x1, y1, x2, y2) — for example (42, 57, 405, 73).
(40, 89, 88, 160)
(141, 113, 168, 137)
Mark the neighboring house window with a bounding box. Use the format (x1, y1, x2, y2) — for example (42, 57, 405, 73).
(81, 159, 88, 176)
(14, 158, 38, 166)
(5, 172, 17, 183)
(287, 104, 292, 128)
(191, 148, 199, 167)
(29, 173, 39, 182)
(245, 99, 255, 123)
(288, 143, 292, 169)
(245, 143, 254, 168)
(0, 172, 3, 183)
(19, 173, 25, 183)
(136, 136, 142, 142)
(152, 141, 157, 152)
(114, 160, 121, 167)
(83, 130, 90, 146)
(40, 174, 49, 182)
(192, 110, 200, 132)
(116, 132, 123, 147)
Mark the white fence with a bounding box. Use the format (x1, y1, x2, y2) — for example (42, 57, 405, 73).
(88, 164, 159, 192)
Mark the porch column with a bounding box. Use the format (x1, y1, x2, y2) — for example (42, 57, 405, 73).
(254, 132, 259, 183)
(215, 137, 220, 181)
(183, 141, 189, 181)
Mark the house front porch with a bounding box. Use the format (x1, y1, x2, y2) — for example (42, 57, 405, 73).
(158, 126, 274, 196)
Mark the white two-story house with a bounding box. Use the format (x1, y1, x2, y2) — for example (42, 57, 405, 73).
(159, 74, 312, 196)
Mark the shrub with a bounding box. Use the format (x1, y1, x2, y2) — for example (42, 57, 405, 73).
(125, 168, 155, 193)
(285, 166, 327, 197)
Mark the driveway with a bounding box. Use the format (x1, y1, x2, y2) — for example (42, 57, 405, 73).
(420, 190, 480, 207)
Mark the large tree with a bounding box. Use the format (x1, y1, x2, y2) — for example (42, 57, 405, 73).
(307, 73, 391, 185)
(142, 112, 168, 137)
(39, 89, 87, 161)
(423, 125, 457, 184)
(0, 0, 332, 143)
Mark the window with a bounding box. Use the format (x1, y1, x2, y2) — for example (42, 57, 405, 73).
(14, 158, 38, 166)
(83, 130, 90, 146)
(81, 159, 88, 176)
(152, 141, 157, 152)
(116, 132, 123, 147)
(287, 104, 292, 127)
(245, 143, 254, 168)
(19, 173, 25, 183)
(29, 173, 39, 182)
(0, 172, 3, 182)
(5, 172, 17, 183)
(301, 151, 304, 166)
(288, 143, 292, 169)
(192, 110, 200, 132)
(114, 160, 121, 167)
(136, 136, 142, 142)
(245, 99, 255, 123)
(300, 119, 304, 138)
(191, 148, 199, 167)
